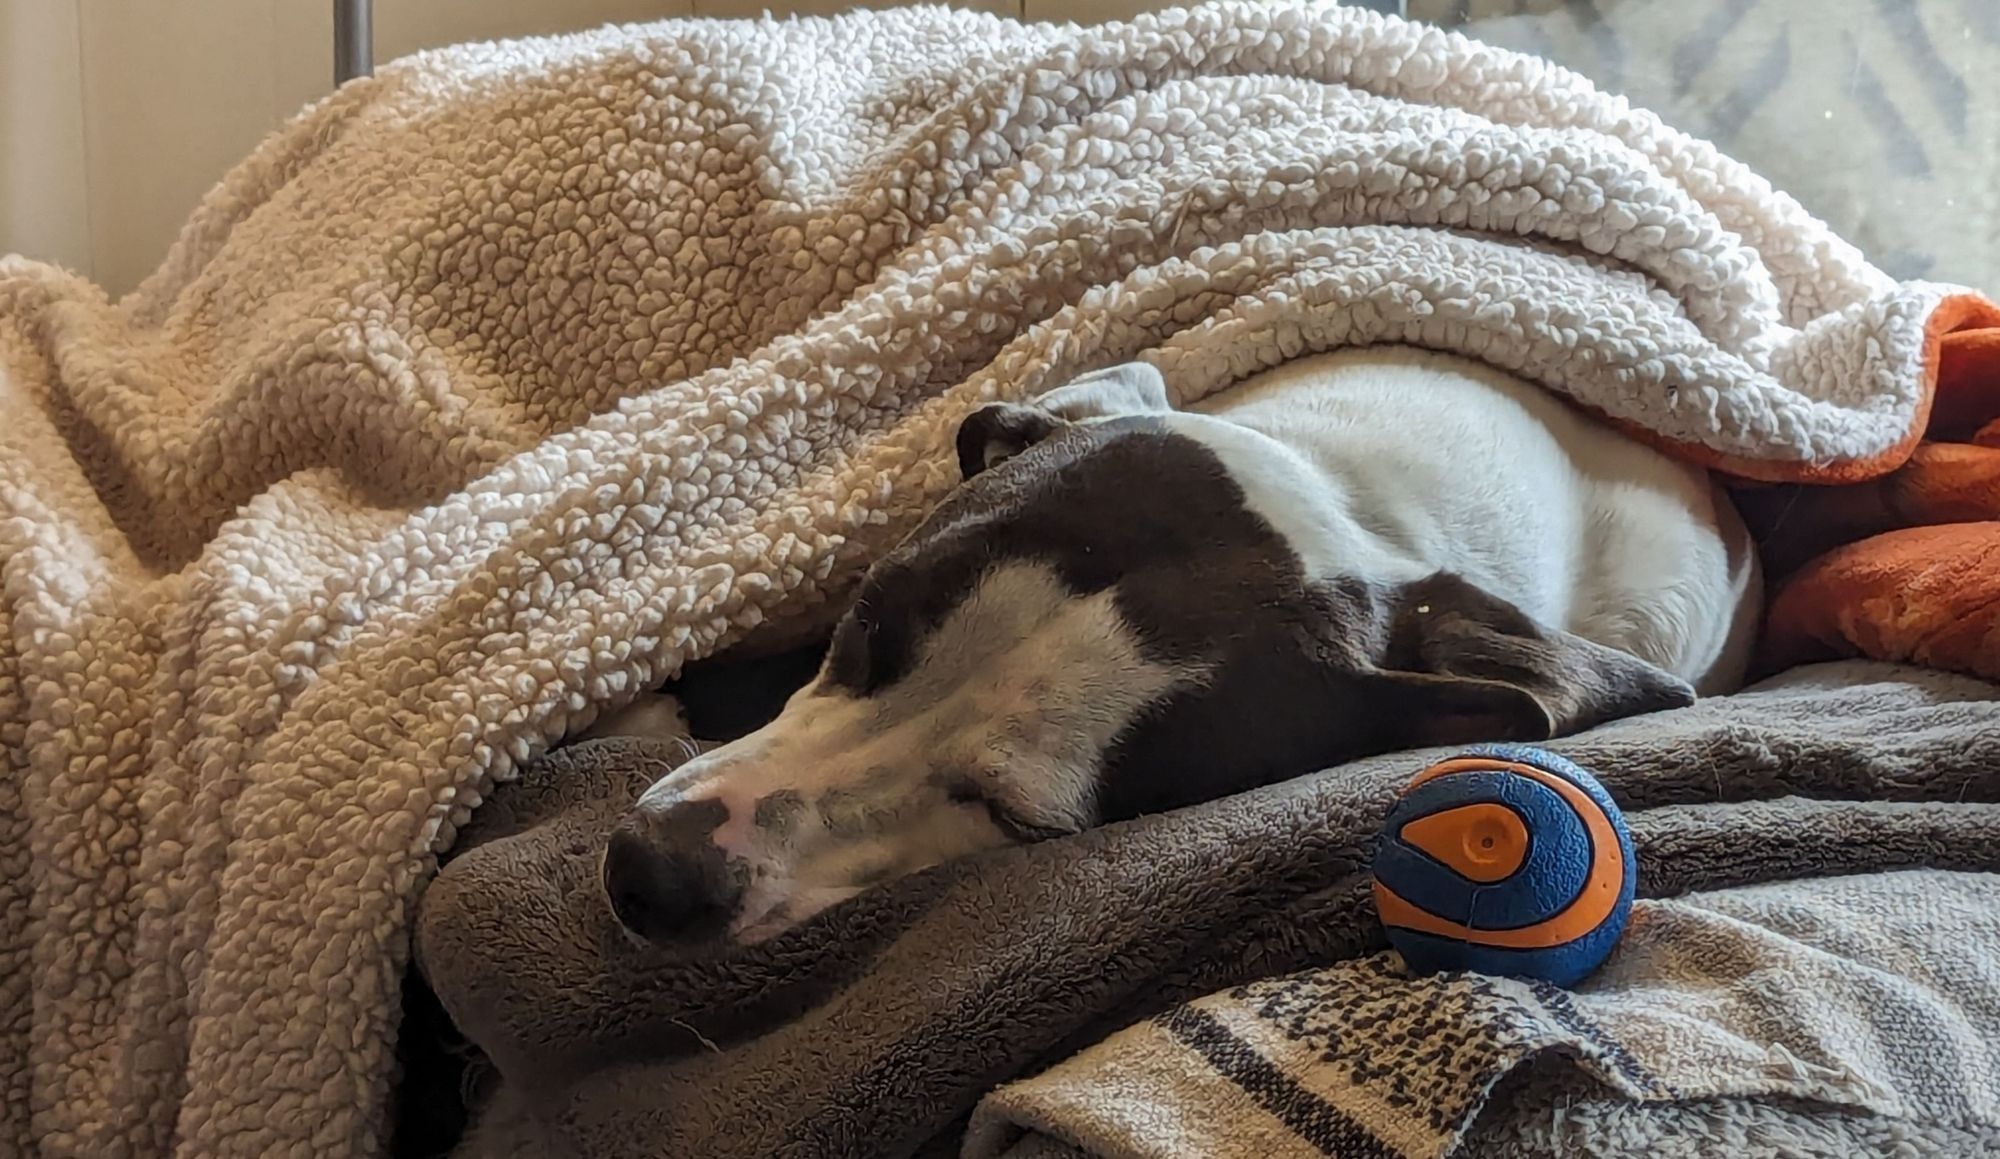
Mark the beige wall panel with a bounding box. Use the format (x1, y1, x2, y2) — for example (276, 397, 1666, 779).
(75, 0, 286, 294)
(0, 0, 94, 274)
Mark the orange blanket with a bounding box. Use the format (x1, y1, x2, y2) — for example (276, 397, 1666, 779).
(1742, 301, 2000, 682)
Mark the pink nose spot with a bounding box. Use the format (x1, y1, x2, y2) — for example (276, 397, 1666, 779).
(706, 789, 761, 857)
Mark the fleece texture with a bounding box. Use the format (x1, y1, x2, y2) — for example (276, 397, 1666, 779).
(1406, 0, 2000, 292)
(419, 661, 2000, 1157)
(1752, 325, 2000, 682)
(1405, 0, 2000, 684)
(966, 872, 2000, 1159)
(1, 3, 1995, 1155)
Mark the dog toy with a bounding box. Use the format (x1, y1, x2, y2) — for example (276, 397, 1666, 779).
(1371, 744, 1635, 987)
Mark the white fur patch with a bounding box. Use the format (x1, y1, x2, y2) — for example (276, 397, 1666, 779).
(634, 559, 1200, 937)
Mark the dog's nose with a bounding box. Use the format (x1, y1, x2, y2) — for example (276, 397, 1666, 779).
(601, 799, 745, 945)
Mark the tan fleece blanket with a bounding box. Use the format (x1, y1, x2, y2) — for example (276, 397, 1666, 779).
(0, 3, 1991, 1155)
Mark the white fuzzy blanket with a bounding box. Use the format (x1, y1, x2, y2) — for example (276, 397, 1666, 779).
(0, 3, 1984, 1155)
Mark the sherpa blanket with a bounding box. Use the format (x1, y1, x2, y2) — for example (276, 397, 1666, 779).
(5, 3, 2000, 1156)
(965, 871, 2000, 1159)
(1747, 332, 2000, 682)
(419, 661, 2000, 1157)
(1412, 0, 2000, 681)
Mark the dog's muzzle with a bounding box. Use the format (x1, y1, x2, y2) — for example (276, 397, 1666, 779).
(601, 797, 746, 945)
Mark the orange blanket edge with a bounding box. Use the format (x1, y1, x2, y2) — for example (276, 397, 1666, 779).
(1701, 292, 2000, 683)
(1606, 292, 2000, 485)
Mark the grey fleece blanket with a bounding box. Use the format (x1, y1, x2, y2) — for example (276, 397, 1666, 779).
(416, 660, 2000, 1158)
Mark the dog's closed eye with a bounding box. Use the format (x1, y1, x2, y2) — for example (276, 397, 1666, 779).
(943, 776, 1069, 843)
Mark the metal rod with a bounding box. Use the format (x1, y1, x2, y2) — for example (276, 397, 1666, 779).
(334, 0, 373, 86)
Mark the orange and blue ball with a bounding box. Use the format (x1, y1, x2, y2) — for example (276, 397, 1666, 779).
(1371, 744, 1635, 988)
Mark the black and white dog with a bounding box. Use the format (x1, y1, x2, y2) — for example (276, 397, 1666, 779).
(599, 348, 1761, 948)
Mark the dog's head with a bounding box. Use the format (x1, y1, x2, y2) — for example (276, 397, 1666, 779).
(602, 364, 1693, 948)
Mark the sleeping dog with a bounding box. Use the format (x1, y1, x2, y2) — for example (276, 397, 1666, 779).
(598, 347, 1762, 948)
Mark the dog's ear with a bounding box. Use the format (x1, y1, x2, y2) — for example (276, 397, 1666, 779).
(1034, 362, 1173, 422)
(1362, 573, 1696, 750)
(955, 403, 1064, 480)
(956, 363, 1173, 479)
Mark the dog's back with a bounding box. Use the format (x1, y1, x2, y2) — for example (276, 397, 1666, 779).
(1181, 347, 1762, 694)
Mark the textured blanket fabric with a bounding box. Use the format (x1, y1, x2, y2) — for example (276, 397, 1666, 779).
(1408, 0, 2000, 292)
(965, 871, 2000, 1158)
(1752, 325, 2000, 682)
(419, 662, 2000, 1157)
(3, 3, 1997, 1155)
(1407, 0, 2000, 690)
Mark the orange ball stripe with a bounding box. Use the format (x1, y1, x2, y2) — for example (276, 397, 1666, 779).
(1398, 802, 1529, 883)
(1375, 758, 1625, 948)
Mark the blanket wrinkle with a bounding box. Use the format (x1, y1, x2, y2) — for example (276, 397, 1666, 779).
(5, 4, 2000, 1157)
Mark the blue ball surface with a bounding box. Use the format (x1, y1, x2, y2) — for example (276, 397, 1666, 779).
(1371, 744, 1635, 988)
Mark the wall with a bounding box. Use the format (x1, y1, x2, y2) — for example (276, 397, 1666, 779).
(5, 0, 1244, 297)
(0, 0, 92, 274)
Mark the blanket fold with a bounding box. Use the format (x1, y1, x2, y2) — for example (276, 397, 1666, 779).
(1750, 316, 2000, 681)
(5, 4, 2000, 1156)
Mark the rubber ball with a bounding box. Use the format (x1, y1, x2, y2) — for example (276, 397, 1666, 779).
(1371, 743, 1636, 987)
